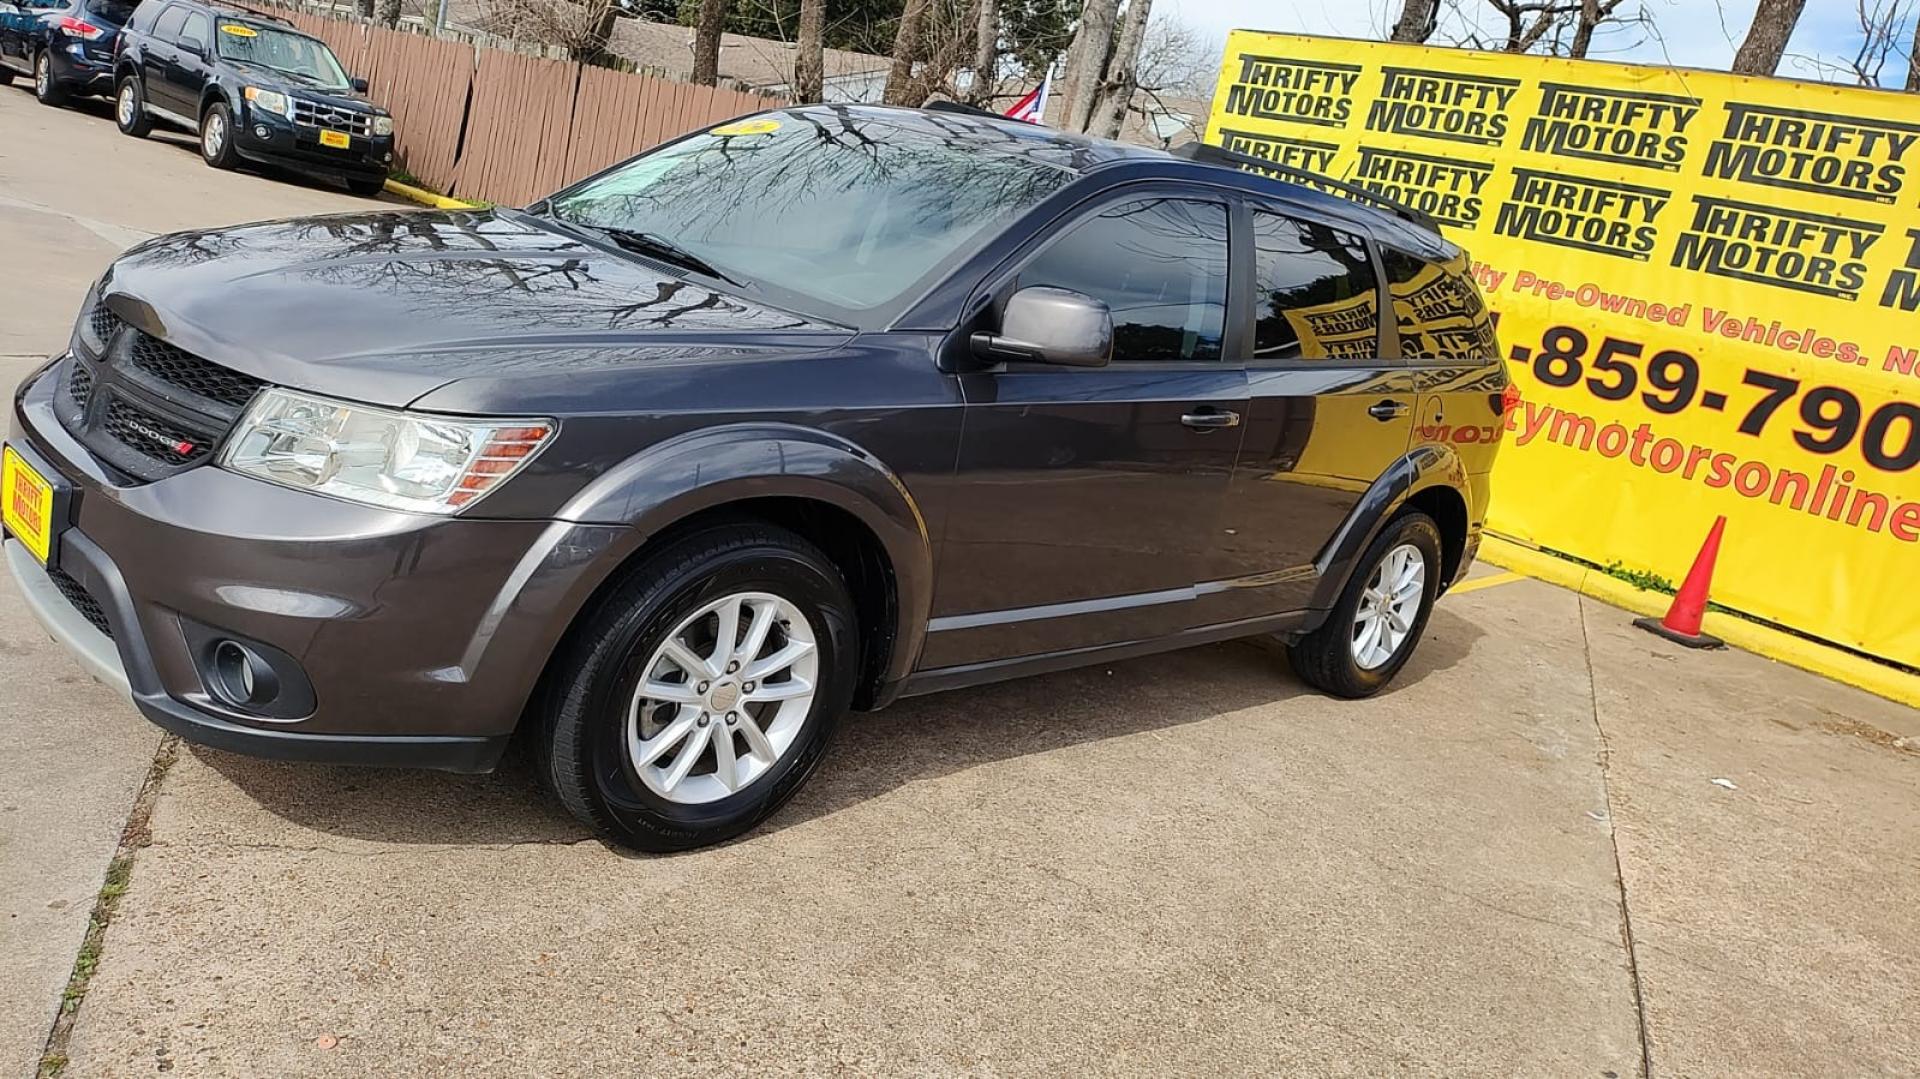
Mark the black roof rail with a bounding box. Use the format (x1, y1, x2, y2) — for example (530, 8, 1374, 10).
(1172, 142, 1441, 234)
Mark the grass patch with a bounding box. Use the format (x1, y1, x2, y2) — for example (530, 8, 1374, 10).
(1602, 562, 1675, 594)
(38, 738, 178, 1077)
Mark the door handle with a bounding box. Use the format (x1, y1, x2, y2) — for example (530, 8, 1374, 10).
(1367, 400, 1410, 421)
(1181, 409, 1241, 430)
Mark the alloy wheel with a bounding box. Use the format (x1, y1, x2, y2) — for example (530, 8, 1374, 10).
(35, 54, 49, 96)
(116, 83, 136, 125)
(202, 111, 225, 158)
(1351, 543, 1425, 670)
(626, 591, 819, 805)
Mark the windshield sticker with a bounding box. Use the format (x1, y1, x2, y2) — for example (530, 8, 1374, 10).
(710, 118, 781, 136)
(219, 23, 257, 36)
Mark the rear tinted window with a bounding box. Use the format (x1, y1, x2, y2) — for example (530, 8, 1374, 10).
(151, 4, 187, 41)
(88, 0, 138, 24)
(1251, 210, 1378, 361)
(1382, 248, 1499, 360)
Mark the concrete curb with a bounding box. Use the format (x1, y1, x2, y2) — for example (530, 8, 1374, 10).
(1481, 534, 1920, 710)
(382, 178, 481, 210)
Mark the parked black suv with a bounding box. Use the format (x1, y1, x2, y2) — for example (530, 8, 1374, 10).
(112, 0, 393, 194)
(0, 0, 136, 104)
(5, 106, 1505, 850)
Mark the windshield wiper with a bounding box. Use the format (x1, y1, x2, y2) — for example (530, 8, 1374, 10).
(586, 226, 745, 288)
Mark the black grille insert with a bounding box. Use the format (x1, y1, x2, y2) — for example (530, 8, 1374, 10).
(66, 361, 94, 410)
(102, 396, 213, 467)
(88, 304, 122, 346)
(124, 332, 264, 410)
(57, 302, 268, 483)
(47, 564, 113, 639)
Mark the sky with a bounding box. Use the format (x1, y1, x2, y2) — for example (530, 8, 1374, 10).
(1158, 0, 1917, 89)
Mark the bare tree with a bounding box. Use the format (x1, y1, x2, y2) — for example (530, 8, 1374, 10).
(376, 0, 402, 25)
(1390, 0, 1441, 42)
(1732, 0, 1807, 74)
(1059, 0, 1119, 131)
(1909, 6, 1919, 89)
(1484, 1, 1582, 53)
(692, 0, 727, 85)
(1085, 0, 1152, 137)
(794, 0, 825, 102)
(968, 0, 1000, 105)
(1569, 0, 1628, 57)
(479, 0, 620, 60)
(885, 0, 933, 103)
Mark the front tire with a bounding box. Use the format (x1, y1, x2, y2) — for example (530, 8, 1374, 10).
(114, 76, 150, 137)
(34, 51, 70, 106)
(1286, 511, 1443, 699)
(199, 100, 238, 169)
(346, 175, 386, 197)
(538, 524, 858, 852)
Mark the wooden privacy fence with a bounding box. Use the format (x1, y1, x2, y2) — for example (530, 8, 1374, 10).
(277, 12, 777, 206)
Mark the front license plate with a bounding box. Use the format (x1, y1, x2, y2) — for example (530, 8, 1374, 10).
(2, 444, 56, 564)
(319, 129, 350, 149)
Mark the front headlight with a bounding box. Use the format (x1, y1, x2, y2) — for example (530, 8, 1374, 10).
(244, 86, 293, 120)
(220, 389, 554, 515)
(372, 115, 394, 137)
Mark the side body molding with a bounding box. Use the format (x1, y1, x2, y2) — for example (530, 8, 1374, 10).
(558, 423, 937, 695)
(1307, 442, 1469, 612)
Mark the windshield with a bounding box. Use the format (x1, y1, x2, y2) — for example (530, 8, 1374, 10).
(544, 110, 1075, 321)
(214, 23, 349, 89)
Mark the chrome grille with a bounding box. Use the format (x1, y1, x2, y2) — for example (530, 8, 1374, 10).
(293, 99, 373, 137)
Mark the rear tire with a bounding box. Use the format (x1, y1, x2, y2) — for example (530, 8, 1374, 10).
(114, 76, 150, 137)
(34, 51, 70, 106)
(538, 524, 858, 852)
(1286, 511, 1443, 699)
(199, 100, 238, 169)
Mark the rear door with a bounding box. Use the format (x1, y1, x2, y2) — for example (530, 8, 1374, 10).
(139, 2, 187, 111)
(1209, 201, 1420, 621)
(926, 191, 1249, 670)
(160, 6, 209, 112)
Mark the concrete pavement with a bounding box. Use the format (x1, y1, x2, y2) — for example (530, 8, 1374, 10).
(0, 83, 388, 1079)
(4, 78, 1918, 1078)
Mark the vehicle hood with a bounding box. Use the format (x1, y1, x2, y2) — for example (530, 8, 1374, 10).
(224, 60, 376, 106)
(97, 210, 851, 410)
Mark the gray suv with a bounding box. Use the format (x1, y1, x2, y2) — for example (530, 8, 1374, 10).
(5, 106, 1505, 850)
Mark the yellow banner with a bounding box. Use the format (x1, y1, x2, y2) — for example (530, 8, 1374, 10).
(1208, 32, 1920, 666)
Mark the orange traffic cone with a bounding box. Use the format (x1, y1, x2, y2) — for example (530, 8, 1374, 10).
(1634, 516, 1726, 649)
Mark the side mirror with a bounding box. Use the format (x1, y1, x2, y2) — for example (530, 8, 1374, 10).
(969, 286, 1112, 368)
(179, 35, 204, 55)
(351, 76, 369, 93)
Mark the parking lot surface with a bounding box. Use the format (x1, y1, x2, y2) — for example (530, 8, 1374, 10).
(4, 86, 1918, 1077)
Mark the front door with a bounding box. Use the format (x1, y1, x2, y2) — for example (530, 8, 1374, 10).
(925, 195, 1248, 670)
(1212, 204, 1418, 621)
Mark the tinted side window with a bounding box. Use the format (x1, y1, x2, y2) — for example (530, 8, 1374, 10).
(179, 9, 209, 46)
(1020, 198, 1229, 363)
(151, 4, 187, 41)
(1382, 247, 1499, 360)
(1251, 211, 1378, 361)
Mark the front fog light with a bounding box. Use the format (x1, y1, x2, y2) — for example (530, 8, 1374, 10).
(253, 124, 269, 138)
(220, 388, 554, 514)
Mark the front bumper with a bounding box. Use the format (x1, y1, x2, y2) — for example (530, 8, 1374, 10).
(7, 364, 629, 772)
(235, 105, 393, 182)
